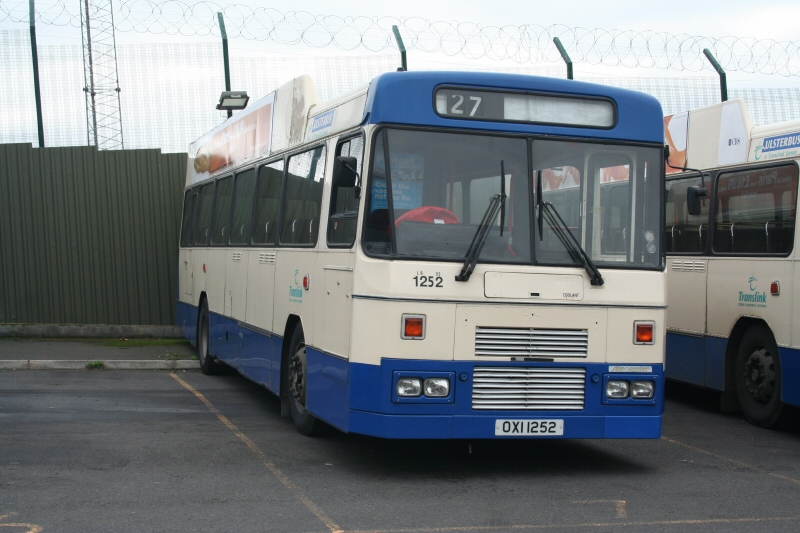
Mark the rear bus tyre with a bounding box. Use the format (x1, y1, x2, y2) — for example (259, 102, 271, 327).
(286, 326, 320, 436)
(197, 300, 220, 376)
(735, 325, 786, 428)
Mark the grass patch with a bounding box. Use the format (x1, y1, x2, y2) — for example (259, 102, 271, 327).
(85, 361, 105, 370)
(92, 339, 191, 349)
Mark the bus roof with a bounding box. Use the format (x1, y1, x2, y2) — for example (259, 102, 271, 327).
(365, 71, 665, 144)
(665, 98, 800, 173)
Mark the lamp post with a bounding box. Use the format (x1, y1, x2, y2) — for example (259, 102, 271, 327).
(217, 91, 249, 112)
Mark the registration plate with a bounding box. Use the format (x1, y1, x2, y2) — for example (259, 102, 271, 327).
(495, 419, 564, 436)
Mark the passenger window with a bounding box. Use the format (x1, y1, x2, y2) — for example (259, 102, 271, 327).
(211, 176, 234, 245)
(194, 182, 215, 246)
(713, 164, 798, 254)
(281, 145, 327, 245)
(229, 169, 257, 245)
(328, 136, 364, 247)
(253, 160, 285, 245)
(665, 175, 710, 254)
(180, 190, 197, 248)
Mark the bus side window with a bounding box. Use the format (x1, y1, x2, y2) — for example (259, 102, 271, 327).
(328, 136, 364, 247)
(194, 182, 215, 246)
(281, 145, 327, 245)
(180, 189, 197, 248)
(253, 160, 285, 245)
(229, 168, 257, 246)
(713, 164, 798, 255)
(211, 176, 234, 246)
(665, 175, 709, 254)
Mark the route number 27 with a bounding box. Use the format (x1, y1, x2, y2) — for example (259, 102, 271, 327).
(449, 94, 482, 116)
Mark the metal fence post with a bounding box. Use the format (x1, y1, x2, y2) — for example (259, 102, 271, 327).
(703, 48, 728, 102)
(392, 25, 407, 71)
(218, 12, 232, 118)
(29, 0, 45, 147)
(553, 37, 573, 80)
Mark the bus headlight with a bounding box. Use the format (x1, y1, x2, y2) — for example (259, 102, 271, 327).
(424, 378, 450, 397)
(606, 380, 629, 399)
(631, 380, 655, 399)
(397, 378, 422, 397)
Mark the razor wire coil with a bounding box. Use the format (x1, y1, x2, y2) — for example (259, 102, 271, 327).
(2, 0, 800, 76)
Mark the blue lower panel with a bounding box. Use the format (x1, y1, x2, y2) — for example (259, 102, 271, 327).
(665, 332, 704, 386)
(781, 347, 800, 407)
(307, 348, 350, 432)
(665, 332, 726, 391)
(176, 301, 199, 348)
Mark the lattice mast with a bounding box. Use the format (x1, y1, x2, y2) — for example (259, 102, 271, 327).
(80, 0, 123, 150)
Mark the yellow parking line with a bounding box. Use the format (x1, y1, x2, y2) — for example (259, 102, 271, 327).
(662, 435, 800, 485)
(0, 519, 42, 533)
(169, 373, 343, 533)
(572, 500, 626, 518)
(344, 516, 800, 532)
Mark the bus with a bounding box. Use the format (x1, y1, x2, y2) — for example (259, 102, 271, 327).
(177, 71, 667, 439)
(664, 99, 799, 428)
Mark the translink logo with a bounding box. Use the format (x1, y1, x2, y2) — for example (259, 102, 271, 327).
(739, 275, 767, 307)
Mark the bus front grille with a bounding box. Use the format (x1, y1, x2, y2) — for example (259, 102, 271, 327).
(475, 327, 589, 358)
(472, 367, 586, 410)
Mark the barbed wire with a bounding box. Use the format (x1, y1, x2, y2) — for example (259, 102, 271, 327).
(2, 0, 800, 76)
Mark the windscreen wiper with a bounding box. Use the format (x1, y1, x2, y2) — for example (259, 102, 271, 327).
(456, 193, 505, 282)
(456, 162, 508, 282)
(538, 201, 604, 286)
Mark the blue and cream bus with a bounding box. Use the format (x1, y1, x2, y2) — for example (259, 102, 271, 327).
(177, 71, 666, 439)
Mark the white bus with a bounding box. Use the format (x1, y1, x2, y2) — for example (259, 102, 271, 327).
(178, 71, 667, 439)
(665, 99, 799, 428)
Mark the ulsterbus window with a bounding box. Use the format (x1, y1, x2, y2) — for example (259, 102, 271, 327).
(194, 182, 215, 246)
(595, 158, 631, 258)
(253, 160, 284, 245)
(328, 136, 364, 247)
(665, 175, 710, 254)
(281, 145, 326, 246)
(211, 176, 233, 246)
(537, 163, 583, 266)
(229, 168, 257, 246)
(713, 164, 798, 255)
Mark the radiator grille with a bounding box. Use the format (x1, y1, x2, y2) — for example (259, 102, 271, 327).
(475, 327, 589, 358)
(472, 367, 586, 410)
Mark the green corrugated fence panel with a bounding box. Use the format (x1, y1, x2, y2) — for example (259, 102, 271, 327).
(0, 143, 186, 325)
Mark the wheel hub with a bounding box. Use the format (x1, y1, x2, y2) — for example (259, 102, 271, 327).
(290, 346, 307, 407)
(743, 347, 776, 404)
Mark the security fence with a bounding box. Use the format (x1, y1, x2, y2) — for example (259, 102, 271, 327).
(0, 142, 186, 326)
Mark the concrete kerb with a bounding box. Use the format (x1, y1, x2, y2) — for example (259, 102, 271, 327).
(1, 360, 200, 370)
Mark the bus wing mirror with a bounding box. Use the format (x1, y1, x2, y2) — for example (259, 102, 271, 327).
(687, 186, 708, 216)
(333, 156, 358, 188)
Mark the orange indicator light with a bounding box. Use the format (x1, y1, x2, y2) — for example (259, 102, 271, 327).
(404, 317, 424, 338)
(635, 322, 654, 344)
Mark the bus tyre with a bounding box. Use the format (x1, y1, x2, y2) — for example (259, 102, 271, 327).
(286, 327, 320, 436)
(735, 325, 785, 428)
(197, 300, 220, 376)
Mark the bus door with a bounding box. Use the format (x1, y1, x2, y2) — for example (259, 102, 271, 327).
(322, 136, 363, 357)
(225, 168, 257, 320)
(206, 175, 233, 360)
(243, 160, 285, 388)
(665, 175, 710, 386)
(192, 181, 215, 306)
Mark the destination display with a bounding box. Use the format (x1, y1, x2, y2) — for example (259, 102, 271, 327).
(435, 87, 615, 128)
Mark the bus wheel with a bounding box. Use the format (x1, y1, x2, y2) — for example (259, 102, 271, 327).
(735, 325, 785, 428)
(287, 327, 319, 436)
(197, 300, 219, 375)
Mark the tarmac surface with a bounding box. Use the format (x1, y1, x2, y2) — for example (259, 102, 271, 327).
(2, 344, 800, 533)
